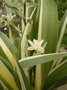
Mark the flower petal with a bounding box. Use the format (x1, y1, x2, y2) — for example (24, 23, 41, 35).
(28, 40, 34, 46)
(33, 39, 39, 46)
(43, 42, 47, 48)
(27, 46, 34, 50)
(28, 39, 45, 53)
(39, 47, 44, 53)
(39, 40, 44, 46)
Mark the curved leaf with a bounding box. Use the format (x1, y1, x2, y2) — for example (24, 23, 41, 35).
(0, 60, 19, 90)
(0, 32, 19, 60)
(43, 60, 67, 89)
(19, 52, 67, 68)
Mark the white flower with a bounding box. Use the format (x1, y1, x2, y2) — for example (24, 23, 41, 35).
(2, 13, 16, 23)
(27, 39, 47, 53)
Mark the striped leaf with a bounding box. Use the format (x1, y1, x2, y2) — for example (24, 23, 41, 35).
(35, 0, 58, 89)
(19, 52, 67, 68)
(0, 32, 19, 60)
(0, 60, 19, 90)
(0, 32, 31, 90)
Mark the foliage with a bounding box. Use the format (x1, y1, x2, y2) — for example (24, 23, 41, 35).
(0, 0, 67, 90)
(55, 0, 67, 20)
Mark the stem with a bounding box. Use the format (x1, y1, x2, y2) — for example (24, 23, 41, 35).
(35, 0, 43, 90)
(8, 25, 14, 42)
(35, 64, 42, 90)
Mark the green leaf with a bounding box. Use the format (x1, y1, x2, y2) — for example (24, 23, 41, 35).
(26, 2, 39, 40)
(0, 38, 17, 68)
(8, 26, 14, 42)
(19, 52, 67, 68)
(56, 10, 67, 52)
(36, 0, 59, 89)
(0, 56, 13, 74)
(52, 10, 67, 68)
(0, 32, 19, 60)
(5, 0, 12, 14)
(0, 60, 19, 90)
(0, 32, 31, 90)
(16, 62, 32, 90)
(38, 0, 58, 53)
(21, 7, 36, 58)
(43, 59, 67, 89)
(0, 56, 21, 89)
(21, 23, 31, 58)
(14, 38, 21, 59)
(0, 47, 8, 61)
(4, 0, 24, 18)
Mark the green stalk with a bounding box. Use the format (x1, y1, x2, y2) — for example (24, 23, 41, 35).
(35, 0, 58, 89)
(21, 7, 37, 80)
(8, 26, 14, 42)
(35, 0, 42, 90)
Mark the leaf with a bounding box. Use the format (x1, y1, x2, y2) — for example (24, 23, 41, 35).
(36, 0, 59, 89)
(38, 0, 58, 53)
(0, 47, 8, 61)
(16, 62, 32, 90)
(56, 10, 67, 52)
(4, 0, 24, 18)
(0, 32, 19, 60)
(0, 60, 18, 90)
(8, 26, 14, 42)
(14, 38, 21, 59)
(26, 2, 39, 41)
(0, 56, 14, 74)
(0, 56, 21, 89)
(0, 32, 19, 68)
(43, 59, 67, 90)
(5, 0, 12, 14)
(0, 32, 31, 90)
(0, 37, 17, 68)
(19, 52, 67, 68)
(52, 10, 67, 68)
(21, 23, 31, 58)
(21, 7, 36, 58)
